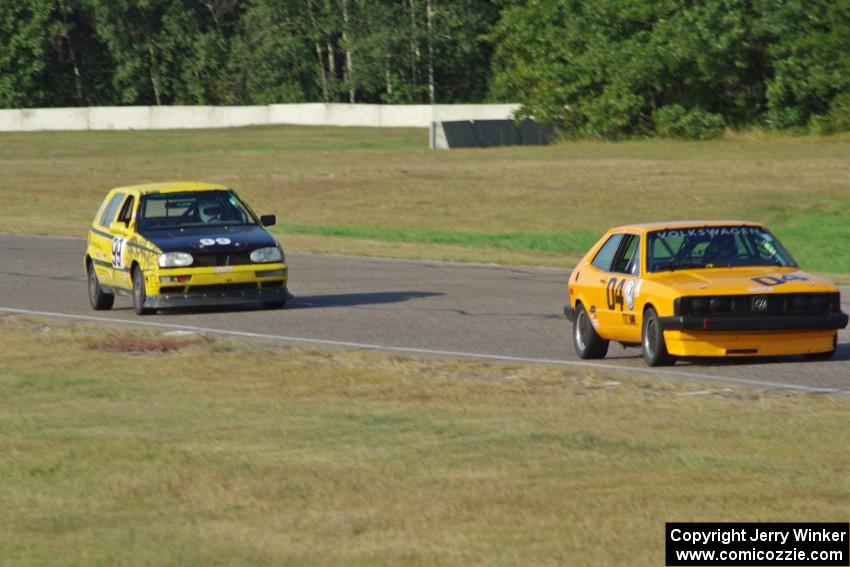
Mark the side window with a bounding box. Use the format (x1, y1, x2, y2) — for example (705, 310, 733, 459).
(99, 192, 125, 228)
(117, 195, 135, 225)
(612, 235, 640, 274)
(591, 234, 624, 271)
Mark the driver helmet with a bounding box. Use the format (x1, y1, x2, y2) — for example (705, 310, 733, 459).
(705, 234, 737, 261)
(197, 198, 223, 223)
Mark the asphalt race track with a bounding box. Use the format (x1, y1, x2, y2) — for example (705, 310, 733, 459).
(2, 233, 848, 393)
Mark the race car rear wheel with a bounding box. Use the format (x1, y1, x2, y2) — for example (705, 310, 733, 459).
(642, 307, 674, 366)
(573, 303, 609, 359)
(132, 266, 154, 316)
(87, 263, 114, 311)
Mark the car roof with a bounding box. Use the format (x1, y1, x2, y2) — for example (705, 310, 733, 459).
(110, 182, 229, 195)
(610, 220, 765, 233)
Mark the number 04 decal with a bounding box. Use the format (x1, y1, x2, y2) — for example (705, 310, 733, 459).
(606, 277, 635, 311)
(111, 237, 127, 269)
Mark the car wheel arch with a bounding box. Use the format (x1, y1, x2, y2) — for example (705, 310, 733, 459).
(638, 302, 658, 332)
(130, 260, 146, 291)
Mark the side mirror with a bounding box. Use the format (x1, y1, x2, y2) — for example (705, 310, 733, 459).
(260, 214, 276, 227)
(109, 221, 129, 235)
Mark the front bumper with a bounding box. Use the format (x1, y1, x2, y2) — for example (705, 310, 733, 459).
(145, 285, 288, 309)
(145, 262, 288, 309)
(563, 304, 575, 322)
(663, 329, 837, 357)
(659, 312, 848, 332)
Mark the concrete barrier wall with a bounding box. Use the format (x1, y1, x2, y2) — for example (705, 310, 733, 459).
(0, 103, 521, 132)
(88, 106, 151, 130)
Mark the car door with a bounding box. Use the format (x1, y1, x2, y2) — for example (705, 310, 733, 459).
(90, 191, 125, 286)
(106, 193, 138, 290)
(605, 233, 642, 342)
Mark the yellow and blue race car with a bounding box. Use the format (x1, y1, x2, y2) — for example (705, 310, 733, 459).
(85, 182, 288, 315)
(565, 221, 848, 366)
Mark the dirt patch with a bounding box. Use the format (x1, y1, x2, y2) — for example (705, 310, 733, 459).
(87, 335, 193, 354)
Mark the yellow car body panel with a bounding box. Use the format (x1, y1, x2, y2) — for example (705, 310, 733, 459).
(566, 220, 847, 363)
(84, 182, 288, 313)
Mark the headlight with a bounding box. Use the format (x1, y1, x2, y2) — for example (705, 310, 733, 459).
(250, 247, 283, 263)
(158, 252, 193, 268)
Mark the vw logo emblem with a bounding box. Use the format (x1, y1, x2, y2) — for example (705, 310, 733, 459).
(753, 296, 769, 312)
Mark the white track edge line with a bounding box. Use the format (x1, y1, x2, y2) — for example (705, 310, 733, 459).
(2, 307, 847, 395)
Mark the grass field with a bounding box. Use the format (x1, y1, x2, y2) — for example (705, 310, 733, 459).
(1, 316, 848, 566)
(1, 126, 849, 274)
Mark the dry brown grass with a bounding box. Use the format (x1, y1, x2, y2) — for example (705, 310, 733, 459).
(1, 315, 848, 566)
(1, 126, 849, 272)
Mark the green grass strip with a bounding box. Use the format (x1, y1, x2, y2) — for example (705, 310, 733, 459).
(279, 222, 850, 277)
(280, 223, 601, 255)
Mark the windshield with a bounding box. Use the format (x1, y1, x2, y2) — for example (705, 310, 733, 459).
(137, 190, 257, 231)
(647, 226, 797, 272)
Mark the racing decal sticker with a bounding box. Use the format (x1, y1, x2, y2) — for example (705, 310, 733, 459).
(199, 237, 233, 246)
(654, 226, 763, 239)
(624, 279, 636, 310)
(751, 273, 808, 287)
(111, 237, 127, 269)
(606, 277, 634, 312)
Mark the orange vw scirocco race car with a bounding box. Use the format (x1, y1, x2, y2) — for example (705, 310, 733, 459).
(564, 221, 848, 366)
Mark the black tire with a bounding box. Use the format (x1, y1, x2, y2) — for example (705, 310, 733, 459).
(132, 267, 154, 316)
(573, 303, 609, 359)
(87, 263, 114, 311)
(804, 335, 837, 361)
(642, 307, 675, 366)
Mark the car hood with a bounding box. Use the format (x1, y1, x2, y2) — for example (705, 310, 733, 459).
(648, 267, 837, 295)
(139, 225, 277, 254)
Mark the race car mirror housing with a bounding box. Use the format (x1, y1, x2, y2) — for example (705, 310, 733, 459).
(260, 214, 276, 227)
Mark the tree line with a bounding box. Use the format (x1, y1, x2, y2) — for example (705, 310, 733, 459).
(490, 0, 850, 138)
(2, 0, 850, 138)
(0, 0, 497, 108)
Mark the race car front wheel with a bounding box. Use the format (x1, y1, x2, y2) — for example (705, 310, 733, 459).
(132, 267, 154, 316)
(573, 303, 609, 359)
(642, 307, 674, 366)
(88, 264, 114, 311)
